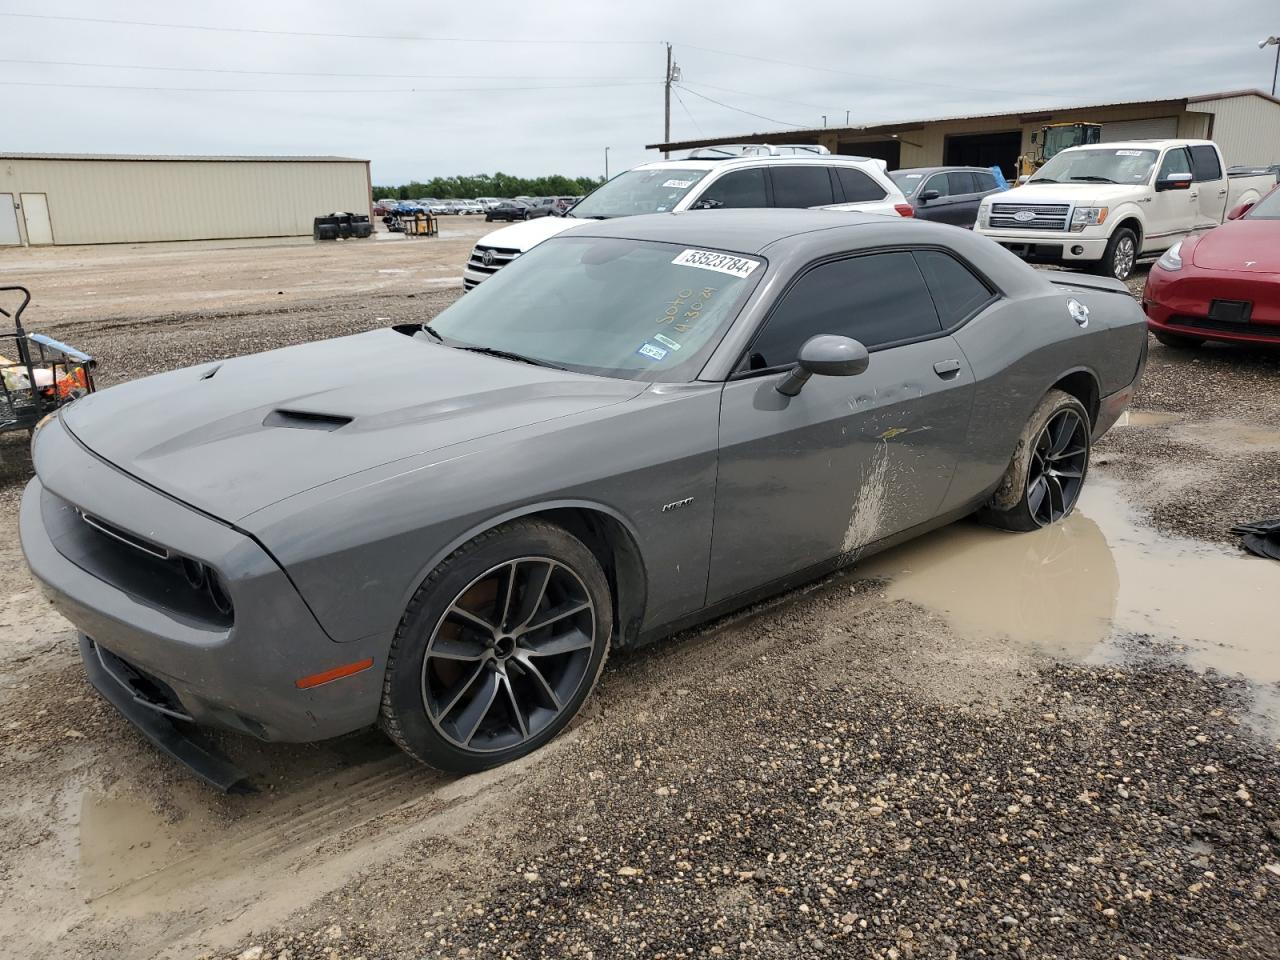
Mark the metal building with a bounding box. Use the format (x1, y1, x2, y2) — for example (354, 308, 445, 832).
(0, 154, 371, 247)
(648, 89, 1280, 178)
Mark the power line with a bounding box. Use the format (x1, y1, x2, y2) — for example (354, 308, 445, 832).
(0, 12, 660, 45)
(679, 42, 1042, 99)
(675, 85, 804, 128)
(671, 86, 705, 137)
(679, 80, 836, 113)
(0, 57, 652, 82)
(0, 79, 658, 95)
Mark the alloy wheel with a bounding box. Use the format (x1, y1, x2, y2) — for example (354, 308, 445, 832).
(1112, 235, 1136, 280)
(421, 557, 596, 753)
(1026, 409, 1088, 527)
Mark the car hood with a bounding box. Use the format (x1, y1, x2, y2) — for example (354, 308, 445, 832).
(478, 215, 588, 251)
(1189, 220, 1280, 273)
(61, 328, 643, 522)
(989, 183, 1148, 206)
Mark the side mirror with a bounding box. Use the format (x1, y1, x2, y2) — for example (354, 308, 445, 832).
(1226, 201, 1254, 220)
(1016, 174, 1030, 184)
(776, 335, 870, 397)
(918, 189, 940, 203)
(690, 198, 723, 210)
(1156, 173, 1193, 192)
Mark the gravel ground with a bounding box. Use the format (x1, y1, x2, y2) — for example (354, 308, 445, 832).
(0, 242, 1275, 960)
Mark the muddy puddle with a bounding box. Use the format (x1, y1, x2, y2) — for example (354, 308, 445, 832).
(1114, 408, 1280, 451)
(856, 476, 1280, 706)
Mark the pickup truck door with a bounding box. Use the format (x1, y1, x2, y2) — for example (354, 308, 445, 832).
(1147, 147, 1198, 251)
(1189, 144, 1229, 229)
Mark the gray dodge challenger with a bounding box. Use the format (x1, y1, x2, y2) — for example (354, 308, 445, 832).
(20, 210, 1146, 788)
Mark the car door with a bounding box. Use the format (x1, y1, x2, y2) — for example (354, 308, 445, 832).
(768, 165, 837, 209)
(946, 171, 985, 227)
(1188, 144, 1228, 229)
(707, 249, 976, 604)
(1147, 147, 1197, 249)
(688, 168, 770, 210)
(914, 173, 953, 223)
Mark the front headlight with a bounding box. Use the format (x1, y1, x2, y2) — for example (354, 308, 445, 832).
(978, 205, 990, 229)
(1070, 206, 1108, 231)
(1155, 240, 1183, 272)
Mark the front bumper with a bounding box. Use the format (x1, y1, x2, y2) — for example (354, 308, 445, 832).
(1143, 267, 1280, 344)
(978, 230, 1109, 263)
(20, 419, 386, 744)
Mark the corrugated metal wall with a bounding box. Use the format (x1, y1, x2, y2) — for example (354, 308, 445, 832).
(827, 102, 1220, 169)
(0, 158, 370, 245)
(1191, 95, 1280, 166)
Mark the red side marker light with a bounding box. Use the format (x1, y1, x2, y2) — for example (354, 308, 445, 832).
(295, 657, 374, 689)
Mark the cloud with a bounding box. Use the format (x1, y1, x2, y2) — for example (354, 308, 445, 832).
(3, 0, 1276, 183)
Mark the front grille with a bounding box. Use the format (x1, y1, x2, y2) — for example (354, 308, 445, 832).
(466, 245, 520, 278)
(989, 202, 1071, 231)
(42, 489, 234, 627)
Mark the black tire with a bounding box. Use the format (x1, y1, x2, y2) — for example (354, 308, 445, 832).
(380, 519, 612, 773)
(1152, 329, 1204, 349)
(1093, 226, 1139, 281)
(978, 389, 1091, 533)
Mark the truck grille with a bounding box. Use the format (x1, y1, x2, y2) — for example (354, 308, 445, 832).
(989, 203, 1070, 231)
(464, 245, 520, 290)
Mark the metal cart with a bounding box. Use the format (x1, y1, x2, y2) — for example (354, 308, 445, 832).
(0, 285, 96, 436)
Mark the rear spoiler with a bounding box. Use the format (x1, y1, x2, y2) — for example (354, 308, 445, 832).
(1046, 274, 1130, 295)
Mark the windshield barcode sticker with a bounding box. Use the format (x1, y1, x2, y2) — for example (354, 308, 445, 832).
(662, 179, 693, 188)
(1114, 149, 1144, 156)
(672, 249, 761, 278)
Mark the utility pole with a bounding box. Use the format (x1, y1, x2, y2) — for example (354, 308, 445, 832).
(604, 146, 610, 180)
(664, 43, 672, 159)
(845, 110, 850, 126)
(1264, 36, 1280, 96)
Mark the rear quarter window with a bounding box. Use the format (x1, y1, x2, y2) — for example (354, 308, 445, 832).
(913, 250, 995, 326)
(834, 167, 887, 203)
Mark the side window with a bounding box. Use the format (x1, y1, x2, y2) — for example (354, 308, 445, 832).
(946, 171, 977, 195)
(745, 252, 942, 370)
(694, 169, 768, 209)
(973, 172, 998, 192)
(770, 166, 836, 207)
(834, 167, 887, 203)
(922, 174, 950, 198)
(913, 250, 994, 326)
(1189, 145, 1222, 182)
(1158, 147, 1192, 179)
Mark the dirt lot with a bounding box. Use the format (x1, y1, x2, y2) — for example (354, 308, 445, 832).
(0, 233, 1277, 960)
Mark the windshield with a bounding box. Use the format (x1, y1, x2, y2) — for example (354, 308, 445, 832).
(1246, 188, 1280, 219)
(1031, 148, 1158, 185)
(889, 171, 926, 196)
(568, 168, 709, 219)
(429, 236, 761, 381)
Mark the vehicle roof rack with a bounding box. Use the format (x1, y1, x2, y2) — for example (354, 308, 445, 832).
(684, 143, 832, 160)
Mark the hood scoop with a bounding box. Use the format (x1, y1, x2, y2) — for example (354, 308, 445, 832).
(263, 409, 353, 432)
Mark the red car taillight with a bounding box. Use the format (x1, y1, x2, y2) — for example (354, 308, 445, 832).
(894, 203, 915, 218)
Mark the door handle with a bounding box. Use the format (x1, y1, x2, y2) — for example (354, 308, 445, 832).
(1188, 193, 1198, 200)
(933, 359, 962, 378)
(1217, 189, 1227, 196)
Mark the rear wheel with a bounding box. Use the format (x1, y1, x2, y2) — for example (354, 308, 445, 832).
(978, 389, 1091, 532)
(380, 520, 611, 773)
(1152, 329, 1204, 349)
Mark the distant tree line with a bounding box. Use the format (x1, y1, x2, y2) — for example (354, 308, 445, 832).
(373, 172, 604, 200)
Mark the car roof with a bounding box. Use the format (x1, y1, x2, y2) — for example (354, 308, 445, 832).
(1066, 139, 1213, 151)
(892, 166, 993, 176)
(564, 208, 898, 254)
(630, 155, 884, 173)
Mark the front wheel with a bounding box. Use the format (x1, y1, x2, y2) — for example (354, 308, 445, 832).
(380, 520, 612, 773)
(1094, 227, 1138, 281)
(978, 389, 1091, 532)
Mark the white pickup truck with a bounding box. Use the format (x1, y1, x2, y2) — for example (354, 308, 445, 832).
(976, 139, 1273, 280)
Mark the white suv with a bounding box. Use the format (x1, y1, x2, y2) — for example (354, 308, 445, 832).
(462, 145, 913, 290)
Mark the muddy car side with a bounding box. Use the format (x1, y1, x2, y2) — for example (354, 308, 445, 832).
(20, 211, 1146, 780)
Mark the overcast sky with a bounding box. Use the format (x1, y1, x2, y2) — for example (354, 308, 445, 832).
(3, 1, 1278, 184)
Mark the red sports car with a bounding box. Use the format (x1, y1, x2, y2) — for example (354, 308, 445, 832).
(1142, 184, 1280, 347)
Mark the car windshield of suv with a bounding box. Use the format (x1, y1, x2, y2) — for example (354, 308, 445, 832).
(429, 235, 760, 381)
(567, 168, 709, 219)
(1246, 188, 1280, 219)
(1031, 148, 1158, 185)
(889, 171, 926, 196)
